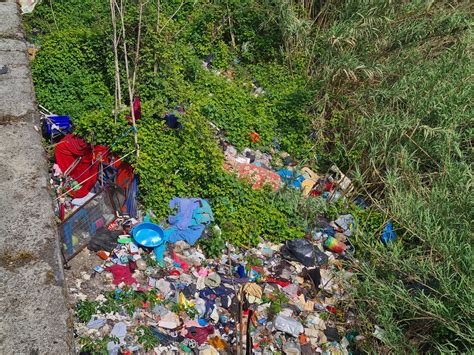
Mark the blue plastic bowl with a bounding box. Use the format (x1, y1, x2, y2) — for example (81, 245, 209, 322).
(132, 222, 165, 248)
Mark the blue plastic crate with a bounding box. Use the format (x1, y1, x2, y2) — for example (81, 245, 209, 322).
(45, 115, 71, 134)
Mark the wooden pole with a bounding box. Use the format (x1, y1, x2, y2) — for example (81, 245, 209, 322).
(226, 1, 236, 48)
(117, 0, 139, 158)
(110, 0, 122, 123)
(154, 0, 160, 74)
(131, 0, 148, 95)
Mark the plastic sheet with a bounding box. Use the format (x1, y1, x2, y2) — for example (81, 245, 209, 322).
(19, 0, 41, 14)
(274, 315, 304, 337)
(281, 238, 315, 267)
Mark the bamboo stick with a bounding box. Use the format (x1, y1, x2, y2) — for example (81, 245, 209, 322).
(110, 0, 122, 123)
(117, 0, 139, 158)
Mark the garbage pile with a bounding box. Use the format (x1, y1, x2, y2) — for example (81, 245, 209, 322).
(221, 142, 353, 201)
(69, 199, 362, 354)
(46, 117, 364, 353)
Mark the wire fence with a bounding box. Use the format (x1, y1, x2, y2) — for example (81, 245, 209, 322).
(58, 189, 121, 262)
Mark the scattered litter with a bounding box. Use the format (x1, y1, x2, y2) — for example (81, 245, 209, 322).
(87, 318, 106, 329)
(281, 238, 316, 267)
(67, 205, 359, 353)
(19, 0, 41, 14)
(381, 221, 396, 244)
(48, 124, 366, 353)
(274, 315, 304, 337)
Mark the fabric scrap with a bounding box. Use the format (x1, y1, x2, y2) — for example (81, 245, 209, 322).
(184, 325, 214, 345)
(105, 264, 137, 285)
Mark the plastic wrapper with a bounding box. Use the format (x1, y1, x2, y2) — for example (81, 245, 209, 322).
(274, 315, 304, 337)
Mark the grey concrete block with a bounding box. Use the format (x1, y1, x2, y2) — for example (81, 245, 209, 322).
(0, 2, 22, 39)
(0, 39, 36, 122)
(0, 124, 72, 354)
(0, 2, 71, 353)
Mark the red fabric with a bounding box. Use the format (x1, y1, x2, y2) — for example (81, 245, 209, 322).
(266, 277, 291, 287)
(59, 202, 65, 221)
(325, 182, 334, 191)
(225, 162, 281, 190)
(55, 135, 96, 198)
(133, 96, 141, 121)
(185, 325, 214, 345)
(93, 145, 110, 164)
(105, 264, 137, 285)
(55, 135, 109, 198)
(115, 160, 134, 191)
(108, 159, 135, 213)
(169, 269, 181, 277)
(172, 250, 189, 272)
(126, 96, 141, 123)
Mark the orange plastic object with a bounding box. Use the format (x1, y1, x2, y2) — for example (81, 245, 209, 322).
(209, 336, 227, 350)
(96, 250, 110, 260)
(249, 131, 260, 142)
(299, 333, 308, 344)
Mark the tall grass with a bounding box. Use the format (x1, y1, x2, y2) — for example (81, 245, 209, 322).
(272, 0, 474, 351)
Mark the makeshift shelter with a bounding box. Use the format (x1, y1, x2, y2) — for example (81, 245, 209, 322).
(54, 134, 139, 261)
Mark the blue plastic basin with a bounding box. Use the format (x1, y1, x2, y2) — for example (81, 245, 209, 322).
(132, 222, 165, 247)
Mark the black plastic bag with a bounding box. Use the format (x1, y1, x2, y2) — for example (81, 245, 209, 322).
(281, 238, 315, 267)
(315, 249, 329, 265)
(306, 267, 322, 288)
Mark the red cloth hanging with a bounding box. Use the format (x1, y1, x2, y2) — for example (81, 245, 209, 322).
(126, 96, 141, 123)
(55, 134, 108, 198)
(59, 202, 65, 221)
(114, 160, 134, 191)
(133, 96, 141, 121)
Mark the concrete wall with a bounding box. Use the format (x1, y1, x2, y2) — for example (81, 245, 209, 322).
(0, 2, 71, 353)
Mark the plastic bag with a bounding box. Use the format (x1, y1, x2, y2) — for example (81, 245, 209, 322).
(88, 228, 121, 252)
(381, 221, 396, 244)
(281, 238, 315, 267)
(19, 0, 41, 14)
(274, 315, 304, 337)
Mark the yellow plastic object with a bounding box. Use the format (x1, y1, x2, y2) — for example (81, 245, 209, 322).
(301, 167, 320, 195)
(301, 167, 319, 181)
(178, 292, 195, 308)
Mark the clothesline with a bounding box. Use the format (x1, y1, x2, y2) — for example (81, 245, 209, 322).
(55, 149, 136, 202)
(63, 126, 136, 184)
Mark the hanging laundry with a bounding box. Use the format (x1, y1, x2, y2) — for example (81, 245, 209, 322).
(126, 96, 141, 123)
(164, 113, 183, 129)
(54, 134, 108, 198)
